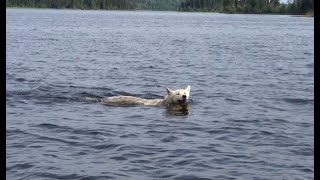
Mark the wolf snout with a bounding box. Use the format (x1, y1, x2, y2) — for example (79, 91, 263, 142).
(182, 95, 187, 99)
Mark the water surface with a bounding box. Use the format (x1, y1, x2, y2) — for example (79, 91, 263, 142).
(6, 8, 314, 179)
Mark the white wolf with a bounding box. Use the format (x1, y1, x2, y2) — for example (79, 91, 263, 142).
(100, 85, 190, 107)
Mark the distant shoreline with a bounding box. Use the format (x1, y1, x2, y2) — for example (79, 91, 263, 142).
(6, 6, 313, 17)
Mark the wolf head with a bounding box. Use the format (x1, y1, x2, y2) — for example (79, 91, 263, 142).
(165, 85, 190, 104)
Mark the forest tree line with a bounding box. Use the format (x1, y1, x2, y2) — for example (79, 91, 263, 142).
(6, 0, 181, 10)
(179, 0, 313, 14)
(6, 0, 314, 15)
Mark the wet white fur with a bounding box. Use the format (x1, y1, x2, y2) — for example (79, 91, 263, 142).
(101, 85, 190, 106)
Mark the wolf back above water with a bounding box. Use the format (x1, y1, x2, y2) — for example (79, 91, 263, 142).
(100, 85, 190, 107)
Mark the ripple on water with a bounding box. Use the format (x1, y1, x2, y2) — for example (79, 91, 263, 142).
(6, 163, 34, 171)
(281, 97, 313, 105)
(161, 135, 179, 143)
(173, 175, 214, 180)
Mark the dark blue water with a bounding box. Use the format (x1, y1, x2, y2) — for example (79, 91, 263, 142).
(6, 8, 314, 179)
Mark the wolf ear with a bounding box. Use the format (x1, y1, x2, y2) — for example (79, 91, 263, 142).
(185, 85, 190, 92)
(166, 87, 172, 94)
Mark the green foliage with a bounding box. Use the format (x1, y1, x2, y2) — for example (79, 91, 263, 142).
(7, 0, 140, 10)
(181, 0, 313, 14)
(223, 5, 236, 13)
(6, 0, 314, 15)
(278, 4, 287, 14)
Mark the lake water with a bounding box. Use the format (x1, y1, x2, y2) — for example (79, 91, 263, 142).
(6, 8, 314, 179)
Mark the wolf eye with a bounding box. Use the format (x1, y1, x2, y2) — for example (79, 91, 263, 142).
(176, 93, 180, 95)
